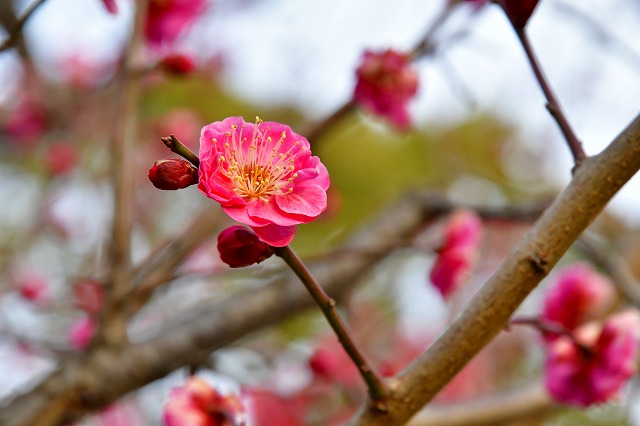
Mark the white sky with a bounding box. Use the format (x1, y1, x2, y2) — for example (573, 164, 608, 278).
(9, 0, 640, 223)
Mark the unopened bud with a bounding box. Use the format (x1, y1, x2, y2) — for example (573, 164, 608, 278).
(160, 54, 197, 76)
(500, 0, 539, 28)
(217, 226, 274, 268)
(149, 159, 198, 190)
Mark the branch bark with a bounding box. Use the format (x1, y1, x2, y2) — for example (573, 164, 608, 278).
(351, 114, 640, 425)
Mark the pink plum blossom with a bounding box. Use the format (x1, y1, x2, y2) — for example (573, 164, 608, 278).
(163, 377, 246, 426)
(145, 0, 206, 48)
(544, 310, 640, 406)
(543, 263, 615, 332)
(429, 210, 482, 298)
(68, 316, 97, 350)
(198, 117, 330, 247)
(354, 49, 419, 129)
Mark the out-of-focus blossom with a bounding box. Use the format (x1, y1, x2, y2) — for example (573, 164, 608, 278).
(57, 54, 115, 88)
(101, 0, 118, 15)
(44, 143, 76, 176)
(198, 117, 330, 247)
(149, 159, 199, 190)
(458, 0, 489, 9)
(429, 210, 482, 298)
(244, 388, 304, 426)
(217, 226, 274, 268)
(145, 0, 206, 48)
(545, 310, 640, 406)
(500, 0, 540, 28)
(163, 377, 246, 426)
(15, 273, 49, 305)
(68, 316, 97, 350)
(354, 49, 419, 129)
(74, 280, 104, 314)
(308, 340, 360, 388)
(542, 263, 615, 333)
(155, 109, 202, 151)
(160, 53, 197, 76)
(4, 99, 47, 145)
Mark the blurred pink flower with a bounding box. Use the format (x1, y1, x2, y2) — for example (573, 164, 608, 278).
(74, 280, 104, 314)
(308, 339, 360, 388)
(217, 226, 274, 268)
(163, 377, 245, 426)
(15, 273, 49, 305)
(160, 53, 197, 75)
(354, 49, 419, 129)
(101, 0, 118, 14)
(542, 263, 615, 333)
(545, 310, 640, 406)
(68, 316, 97, 350)
(44, 143, 77, 176)
(145, 0, 206, 48)
(429, 210, 482, 298)
(4, 98, 46, 145)
(243, 388, 304, 426)
(198, 117, 330, 246)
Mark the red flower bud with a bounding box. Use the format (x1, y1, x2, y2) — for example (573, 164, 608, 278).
(217, 226, 274, 268)
(500, 0, 539, 28)
(160, 54, 197, 76)
(148, 159, 198, 190)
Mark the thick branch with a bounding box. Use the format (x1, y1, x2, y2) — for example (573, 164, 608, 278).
(0, 194, 543, 426)
(351, 114, 640, 425)
(407, 382, 552, 426)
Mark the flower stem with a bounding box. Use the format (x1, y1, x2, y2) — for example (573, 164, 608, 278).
(161, 134, 200, 168)
(513, 26, 587, 166)
(274, 245, 389, 405)
(509, 316, 594, 356)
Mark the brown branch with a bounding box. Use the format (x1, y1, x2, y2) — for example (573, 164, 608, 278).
(161, 134, 200, 167)
(407, 382, 552, 426)
(351, 113, 640, 425)
(102, 0, 147, 345)
(0, 0, 48, 53)
(0, 193, 545, 426)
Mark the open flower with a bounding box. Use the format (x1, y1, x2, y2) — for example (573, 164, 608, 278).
(164, 377, 246, 426)
(198, 117, 330, 247)
(544, 310, 640, 406)
(542, 263, 615, 333)
(429, 210, 482, 298)
(354, 49, 419, 129)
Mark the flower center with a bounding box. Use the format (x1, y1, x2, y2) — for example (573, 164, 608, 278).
(216, 118, 302, 202)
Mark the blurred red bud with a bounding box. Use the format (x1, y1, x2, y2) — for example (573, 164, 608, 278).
(148, 159, 198, 190)
(101, 0, 118, 14)
(500, 0, 539, 28)
(160, 54, 197, 76)
(217, 226, 274, 268)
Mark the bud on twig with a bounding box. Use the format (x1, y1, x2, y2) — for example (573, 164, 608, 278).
(500, 0, 540, 28)
(148, 159, 199, 190)
(217, 226, 274, 268)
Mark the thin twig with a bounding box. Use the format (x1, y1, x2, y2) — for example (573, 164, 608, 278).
(0, 0, 48, 53)
(274, 245, 389, 405)
(513, 26, 586, 166)
(161, 134, 200, 167)
(509, 316, 594, 356)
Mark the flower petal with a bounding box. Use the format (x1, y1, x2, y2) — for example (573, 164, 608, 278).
(251, 224, 297, 247)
